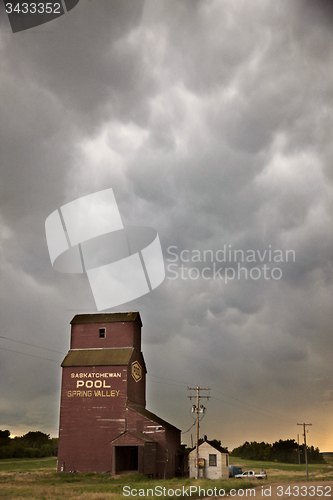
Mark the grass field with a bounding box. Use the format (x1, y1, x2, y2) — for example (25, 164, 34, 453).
(0, 456, 332, 499)
(228, 456, 333, 481)
(0, 457, 57, 472)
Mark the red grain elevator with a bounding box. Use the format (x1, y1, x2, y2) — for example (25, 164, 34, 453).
(57, 312, 185, 477)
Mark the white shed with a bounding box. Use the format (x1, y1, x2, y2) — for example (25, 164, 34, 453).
(189, 438, 229, 480)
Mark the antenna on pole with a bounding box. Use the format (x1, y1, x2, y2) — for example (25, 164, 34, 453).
(188, 387, 210, 480)
(297, 423, 312, 479)
(297, 434, 300, 465)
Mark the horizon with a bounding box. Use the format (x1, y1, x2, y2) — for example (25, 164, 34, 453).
(1, 0, 332, 456)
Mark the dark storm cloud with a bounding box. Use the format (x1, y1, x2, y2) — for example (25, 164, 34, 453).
(0, 0, 147, 198)
(0, 0, 149, 282)
(0, 0, 154, 435)
(0, 0, 332, 449)
(301, 0, 333, 27)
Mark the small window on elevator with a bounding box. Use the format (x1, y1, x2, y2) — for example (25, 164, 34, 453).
(99, 328, 106, 338)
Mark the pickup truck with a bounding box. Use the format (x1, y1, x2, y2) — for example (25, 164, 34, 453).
(229, 466, 243, 478)
(234, 470, 267, 480)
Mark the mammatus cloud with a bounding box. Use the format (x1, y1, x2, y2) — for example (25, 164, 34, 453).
(0, 0, 332, 450)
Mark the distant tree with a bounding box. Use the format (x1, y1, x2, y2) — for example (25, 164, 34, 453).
(197, 437, 227, 451)
(0, 430, 56, 459)
(51, 438, 59, 456)
(210, 439, 224, 449)
(21, 431, 51, 449)
(307, 446, 325, 464)
(230, 441, 271, 461)
(231, 439, 325, 464)
(0, 430, 11, 448)
(272, 439, 298, 463)
(12, 444, 25, 458)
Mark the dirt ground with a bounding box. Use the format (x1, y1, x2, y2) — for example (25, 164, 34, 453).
(206, 481, 333, 500)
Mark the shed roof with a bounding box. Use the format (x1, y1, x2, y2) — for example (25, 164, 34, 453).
(70, 312, 142, 325)
(206, 440, 229, 454)
(129, 405, 181, 432)
(190, 440, 228, 454)
(61, 348, 133, 367)
(111, 431, 157, 445)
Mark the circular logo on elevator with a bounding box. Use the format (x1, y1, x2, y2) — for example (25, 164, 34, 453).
(131, 361, 142, 383)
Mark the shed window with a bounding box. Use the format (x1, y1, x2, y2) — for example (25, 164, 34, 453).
(99, 328, 106, 338)
(209, 454, 217, 466)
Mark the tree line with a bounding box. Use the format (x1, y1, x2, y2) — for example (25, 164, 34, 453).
(0, 430, 58, 459)
(230, 439, 325, 464)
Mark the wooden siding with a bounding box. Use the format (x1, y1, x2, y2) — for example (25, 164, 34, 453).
(57, 364, 127, 473)
(189, 442, 229, 480)
(70, 316, 142, 350)
(57, 313, 181, 476)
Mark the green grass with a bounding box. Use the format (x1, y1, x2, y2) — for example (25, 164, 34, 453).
(0, 456, 57, 472)
(229, 456, 333, 480)
(0, 457, 332, 499)
(0, 470, 254, 500)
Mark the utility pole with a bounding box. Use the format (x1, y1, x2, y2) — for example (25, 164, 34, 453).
(297, 423, 312, 479)
(188, 387, 210, 480)
(297, 434, 300, 465)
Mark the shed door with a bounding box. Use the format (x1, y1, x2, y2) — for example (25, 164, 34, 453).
(115, 446, 138, 473)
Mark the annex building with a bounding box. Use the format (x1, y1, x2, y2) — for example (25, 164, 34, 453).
(189, 437, 229, 480)
(57, 312, 185, 477)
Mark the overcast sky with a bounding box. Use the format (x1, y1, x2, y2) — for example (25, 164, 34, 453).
(0, 0, 332, 453)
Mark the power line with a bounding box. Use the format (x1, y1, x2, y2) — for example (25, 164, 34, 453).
(151, 375, 328, 435)
(181, 422, 196, 434)
(0, 335, 66, 354)
(0, 344, 329, 442)
(147, 378, 330, 441)
(312, 424, 331, 439)
(147, 373, 191, 387)
(211, 392, 297, 424)
(148, 374, 295, 422)
(147, 376, 294, 426)
(210, 394, 304, 429)
(147, 374, 189, 389)
(0, 346, 61, 363)
(148, 377, 331, 440)
(188, 386, 210, 479)
(147, 373, 300, 425)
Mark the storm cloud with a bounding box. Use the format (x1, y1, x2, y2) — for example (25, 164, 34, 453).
(0, 0, 332, 451)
